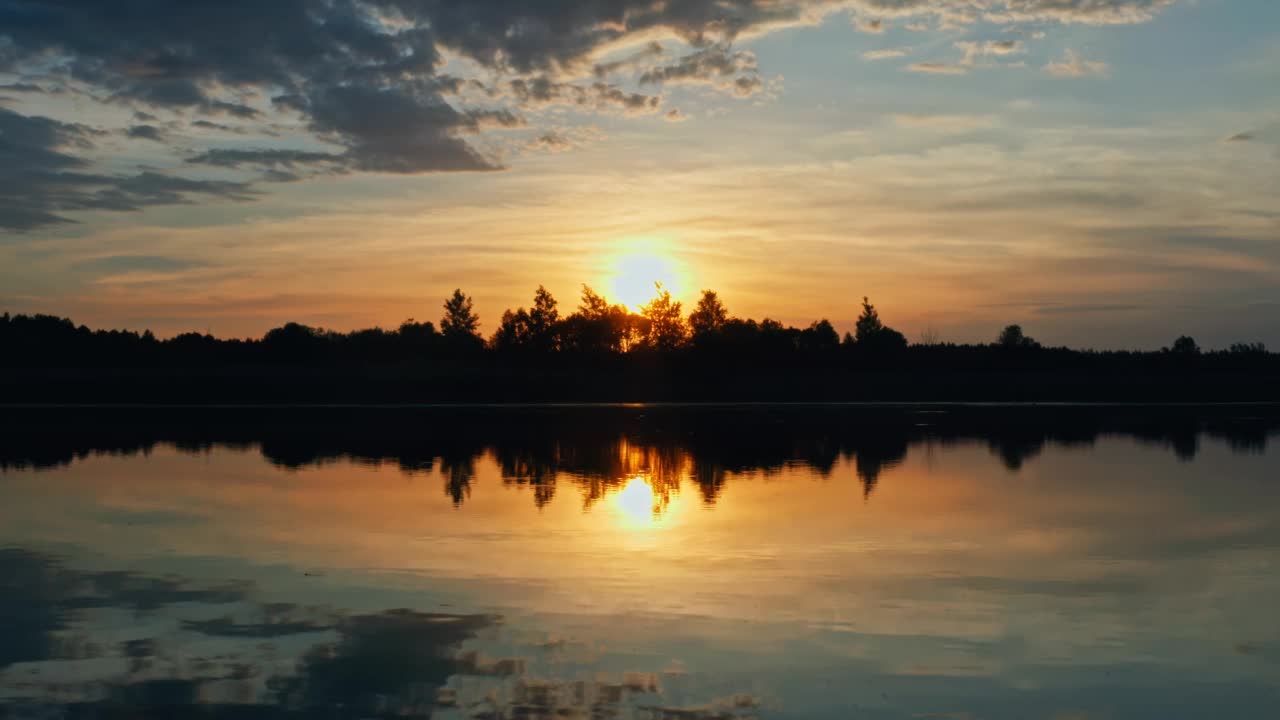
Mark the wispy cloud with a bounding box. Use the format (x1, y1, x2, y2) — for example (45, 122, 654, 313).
(1043, 49, 1110, 77)
(864, 48, 910, 61)
(908, 62, 968, 76)
(892, 114, 998, 131)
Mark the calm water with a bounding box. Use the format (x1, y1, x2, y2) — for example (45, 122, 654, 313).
(2, 406, 1279, 719)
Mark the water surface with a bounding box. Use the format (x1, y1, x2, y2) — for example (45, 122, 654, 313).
(2, 406, 1278, 719)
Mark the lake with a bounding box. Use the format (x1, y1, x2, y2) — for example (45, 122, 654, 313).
(2, 405, 1278, 719)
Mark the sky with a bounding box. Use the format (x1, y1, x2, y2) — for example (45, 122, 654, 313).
(1, 0, 1278, 349)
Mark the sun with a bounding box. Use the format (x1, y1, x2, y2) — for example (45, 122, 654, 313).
(607, 239, 687, 311)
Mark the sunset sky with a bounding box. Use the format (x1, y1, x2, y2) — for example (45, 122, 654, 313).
(2, 0, 1277, 348)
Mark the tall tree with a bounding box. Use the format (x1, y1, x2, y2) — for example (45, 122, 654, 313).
(491, 308, 531, 350)
(528, 285, 560, 351)
(441, 289, 480, 339)
(854, 297, 883, 343)
(688, 289, 728, 337)
(641, 283, 686, 350)
(578, 284, 611, 320)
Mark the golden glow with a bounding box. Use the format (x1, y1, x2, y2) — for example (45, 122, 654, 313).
(606, 238, 688, 311)
(613, 475, 658, 528)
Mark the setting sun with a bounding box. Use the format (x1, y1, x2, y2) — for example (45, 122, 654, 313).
(606, 240, 688, 311)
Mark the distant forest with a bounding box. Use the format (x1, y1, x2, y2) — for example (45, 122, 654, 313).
(3, 285, 1277, 402)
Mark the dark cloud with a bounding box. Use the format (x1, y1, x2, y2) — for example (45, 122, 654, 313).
(638, 44, 764, 97)
(74, 254, 204, 273)
(0, 81, 44, 93)
(187, 148, 348, 172)
(0, 107, 257, 231)
(304, 84, 502, 172)
(529, 131, 574, 152)
(593, 40, 667, 78)
(0, 0, 1183, 229)
(126, 124, 165, 141)
(502, 75, 663, 115)
(191, 119, 236, 132)
(1032, 303, 1142, 315)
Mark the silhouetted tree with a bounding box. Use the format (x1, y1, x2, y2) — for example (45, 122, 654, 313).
(560, 285, 634, 354)
(799, 319, 840, 353)
(640, 283, 686, 350)
(398, 318, 438, 357)
(1172, 335, 1198, 356)
(441, 289, 480, 338)
(688, 290, 728, 338)
(528, 285, 560, 351)
(854, 298, 907, 354)
(579, 285, 610, 319)
(262, 322, 325, 362)
(491, 308, 532, 350)
(854, 297, 883, 343)
(1230, 342, 1268, 355)
(998, 324, 1039, 349)
(492, 286, 561, 354)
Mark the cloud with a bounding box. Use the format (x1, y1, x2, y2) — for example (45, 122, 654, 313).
(502, 77, 663, 115)
(854, 17, 886, 33)
(190, 119, 236, 133)
(0, 107, 256, 231)
(519, 126, 606, 155)
(1225, 132, 1255, 143)
(126, 124, 165, 142)
(909, 39, 1025, 75)
(893, 114, 997, 131)
(592, 41, 668, 78)
(74, 255, 205, 273)
(1043, 49, 1110, 77)
(186, 148, 349, 183)
(0, 0, 1184, 229)
(1032, 303, 1142, 315)
(958, 39, 1026, 60)
(982, 0, 1179, 25)
(638, 44, 765, 97)
(844, 0, 1179, 27)
(864, 47, 911, 60)
(527, 132, 576, 153)
(908, 62, 969, 75)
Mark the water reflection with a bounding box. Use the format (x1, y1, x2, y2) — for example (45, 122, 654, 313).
(3, 405, 1277, 516)
(2, 405, 1279, 719)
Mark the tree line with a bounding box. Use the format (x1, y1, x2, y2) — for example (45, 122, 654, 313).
(0, 283, 1273, 372)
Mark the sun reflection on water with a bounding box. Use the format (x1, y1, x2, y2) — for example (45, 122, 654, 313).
(612, 475, 659, 529)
